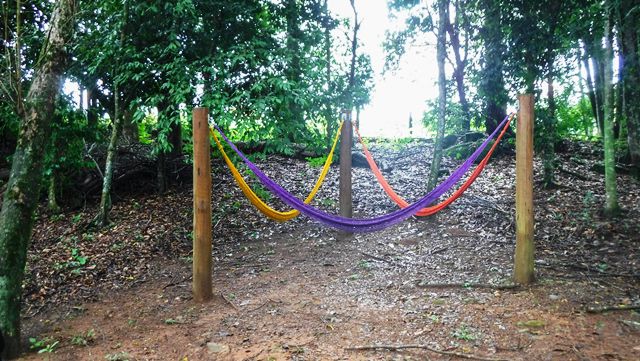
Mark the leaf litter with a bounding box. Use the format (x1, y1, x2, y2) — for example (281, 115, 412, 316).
(20, 138, 640, 360)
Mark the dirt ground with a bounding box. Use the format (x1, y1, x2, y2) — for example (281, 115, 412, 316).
(17, 138, 640, 360)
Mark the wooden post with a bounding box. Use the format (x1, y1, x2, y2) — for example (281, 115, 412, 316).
(192, 107, 213, 301)
(339, 110, 353, 224)
(514, 94, 535, 284)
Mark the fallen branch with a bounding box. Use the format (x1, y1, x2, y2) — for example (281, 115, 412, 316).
(345, 344, 510, 361)
(220, 292, 240, 311)
(361, 251, 399, 266)
(540, 262, 640, 279)
(558, 166, 595, 182)
(463, 195, 511, 216)
(416, 281, 520, 290)
(585, 304, 640, 314)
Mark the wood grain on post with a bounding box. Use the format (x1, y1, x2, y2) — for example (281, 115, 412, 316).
(192, 107, 213, 301)
(339, 111, 353, 225)
(514, 94, 535, 284)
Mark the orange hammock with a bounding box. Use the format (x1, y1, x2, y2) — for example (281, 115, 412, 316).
(353, 114, 514, 216)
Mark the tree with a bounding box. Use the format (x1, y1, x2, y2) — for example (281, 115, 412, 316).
(446, 0, 472, 130)
(476, 0, 508, 134)
(95, 0, 131, 226)
(603, 0, 619, 215)
(427, 0, 448, 192)
(0, 0, 77, 357)
(618, 0, 640, 170)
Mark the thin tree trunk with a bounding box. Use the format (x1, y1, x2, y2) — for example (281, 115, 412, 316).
(169, 118, 182, 157)
(0, 0, 76, 358)
(47, 173, 60, 213)
(157, 150, 167, 194)
(603, 5, 619, 216)
(428, 0, 448, 192)
(615, 53, 624, 139)
(285, 0, 303, 140)
(582, 48, 599, 129)
(543, 61, 557, 187)
(586, 39, 606, 135)
(95, 2, 128, 226)
(96, 86, 122, 226)
(479, 0, 507, 134)
(348, 0, 359, 147)
(322, 0, 334, 152)
(446, 0, 470, 130)
(120, 109, 138, 143)
(14, 0, 23, 117)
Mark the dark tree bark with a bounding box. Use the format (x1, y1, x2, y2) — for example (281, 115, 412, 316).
(619, 1, 640, 169)
(0, 0, 76, 358)
(543, 59, 557, 187)
(284, 0, 303, 141)
(478, 0, 507, 134)
(582, 48, 600, 128)
(322, 0, 335, 152)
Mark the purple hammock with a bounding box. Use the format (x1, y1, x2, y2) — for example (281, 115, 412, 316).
(214, 114, 511, 232)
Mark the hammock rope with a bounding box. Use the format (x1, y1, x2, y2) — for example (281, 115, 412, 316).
(210, 121, 343, 222)
(353, 113, 514, 216)
(213, 113, 512, 233)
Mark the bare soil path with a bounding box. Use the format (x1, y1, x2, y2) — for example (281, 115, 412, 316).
(18, 139, 640, 360)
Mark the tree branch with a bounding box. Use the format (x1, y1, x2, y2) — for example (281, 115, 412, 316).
(346, 344, 510, 361)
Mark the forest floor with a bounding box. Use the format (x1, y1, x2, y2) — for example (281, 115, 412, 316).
(17, 137, 640, 361)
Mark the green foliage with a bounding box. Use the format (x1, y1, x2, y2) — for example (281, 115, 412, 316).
(71, 329, 96, 346)
(44, 97, 99, 199)
(556, 96, 597, 140)
(306, 155, 328, 168)
(29, 337, 59, 354)
(452, 324, 477, 341)
(422, 100, 478, 135)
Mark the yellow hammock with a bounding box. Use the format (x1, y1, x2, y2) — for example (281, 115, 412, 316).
(210, 121, 343, 222)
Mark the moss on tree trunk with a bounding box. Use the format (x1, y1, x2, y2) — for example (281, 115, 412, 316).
(0, 1, 76, 358)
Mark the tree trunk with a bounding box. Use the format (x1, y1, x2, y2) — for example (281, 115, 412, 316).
(347, 0, 360, 147)
(582, 48, 600, 128)
(47, 173, 60, 213)
(479, 0, 507, 134)
(585, 39, 606, 135)
(96, 86, 122, 226)
(95, 2, 128, 226)
(120, 109, 138, 143)
(0, 0, 76, 358)
(428, 0, 448, 192)
(322, 0, 334, 152)
(86, 87, 99, 128)
(169, 118, 182, 157)
(603, 5, 619, 216)
(157, 150, 167, 194)
(285, 0, 303, 141)
(446, 0, 471, 130)
(620, 1, 640, 169)
(542, 58, 557, 187)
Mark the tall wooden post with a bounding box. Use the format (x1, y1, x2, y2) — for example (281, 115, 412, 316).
(339, 110, 353, 224)
(514, 94, 535, 284)
(192, 107, 213, 301)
